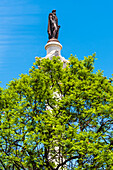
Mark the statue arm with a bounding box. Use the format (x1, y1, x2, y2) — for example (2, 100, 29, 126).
(56, 17, 60, 28)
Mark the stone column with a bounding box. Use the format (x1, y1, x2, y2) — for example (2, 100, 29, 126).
(44, 39, 68, 169)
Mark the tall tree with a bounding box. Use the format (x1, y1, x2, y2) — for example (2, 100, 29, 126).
(0, 54, 113, 169)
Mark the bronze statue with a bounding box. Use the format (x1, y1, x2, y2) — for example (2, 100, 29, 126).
(48, 10, 60, 40)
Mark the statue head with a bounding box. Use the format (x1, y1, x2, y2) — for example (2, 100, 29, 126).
(52, 9, 56, 15)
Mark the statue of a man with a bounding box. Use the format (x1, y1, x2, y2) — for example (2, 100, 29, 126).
(48, 10, 60, 40)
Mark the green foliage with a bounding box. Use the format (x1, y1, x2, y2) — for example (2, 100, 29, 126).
(0, 54, 113, 169)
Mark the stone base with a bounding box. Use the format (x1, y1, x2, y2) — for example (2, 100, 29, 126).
(43, 40, 68, 68)
(45, 41, 62, 59)
(47, 38, 60, 43)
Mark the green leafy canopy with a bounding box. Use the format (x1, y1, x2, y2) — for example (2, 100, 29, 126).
(0, 54, 113, 169)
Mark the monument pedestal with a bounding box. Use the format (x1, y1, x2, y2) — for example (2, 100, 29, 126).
(44, 40, 68, 68)
(45, 41, 62, 59)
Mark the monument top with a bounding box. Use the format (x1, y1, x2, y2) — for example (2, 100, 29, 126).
(42, 10, 68, 68)
(47, 10, 60, 42)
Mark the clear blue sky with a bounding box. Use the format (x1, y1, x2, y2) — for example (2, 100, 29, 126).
(0, 0, 113, 88)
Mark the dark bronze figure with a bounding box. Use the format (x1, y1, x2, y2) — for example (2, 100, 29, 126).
(48, 10, 60, 40)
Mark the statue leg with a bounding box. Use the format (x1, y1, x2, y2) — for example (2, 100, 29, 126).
(53, 29, 56, 38)
(53, 28, 58, 39)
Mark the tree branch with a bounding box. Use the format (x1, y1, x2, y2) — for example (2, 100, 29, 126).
(0, 159, 6, 170)
(55, 155, 78, 170)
